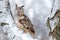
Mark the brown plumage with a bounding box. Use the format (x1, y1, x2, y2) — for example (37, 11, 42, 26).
(16, 4, 35, 36)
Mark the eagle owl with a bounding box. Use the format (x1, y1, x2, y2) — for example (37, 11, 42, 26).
(15, 5, 35, 37)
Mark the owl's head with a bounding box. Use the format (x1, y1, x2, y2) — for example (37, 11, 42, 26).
(16, 4, 24, 16)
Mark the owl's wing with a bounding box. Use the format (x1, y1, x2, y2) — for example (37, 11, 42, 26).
(18, 15, 35, 35)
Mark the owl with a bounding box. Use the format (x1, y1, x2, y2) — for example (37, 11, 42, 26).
(15, 4, 35, 37)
